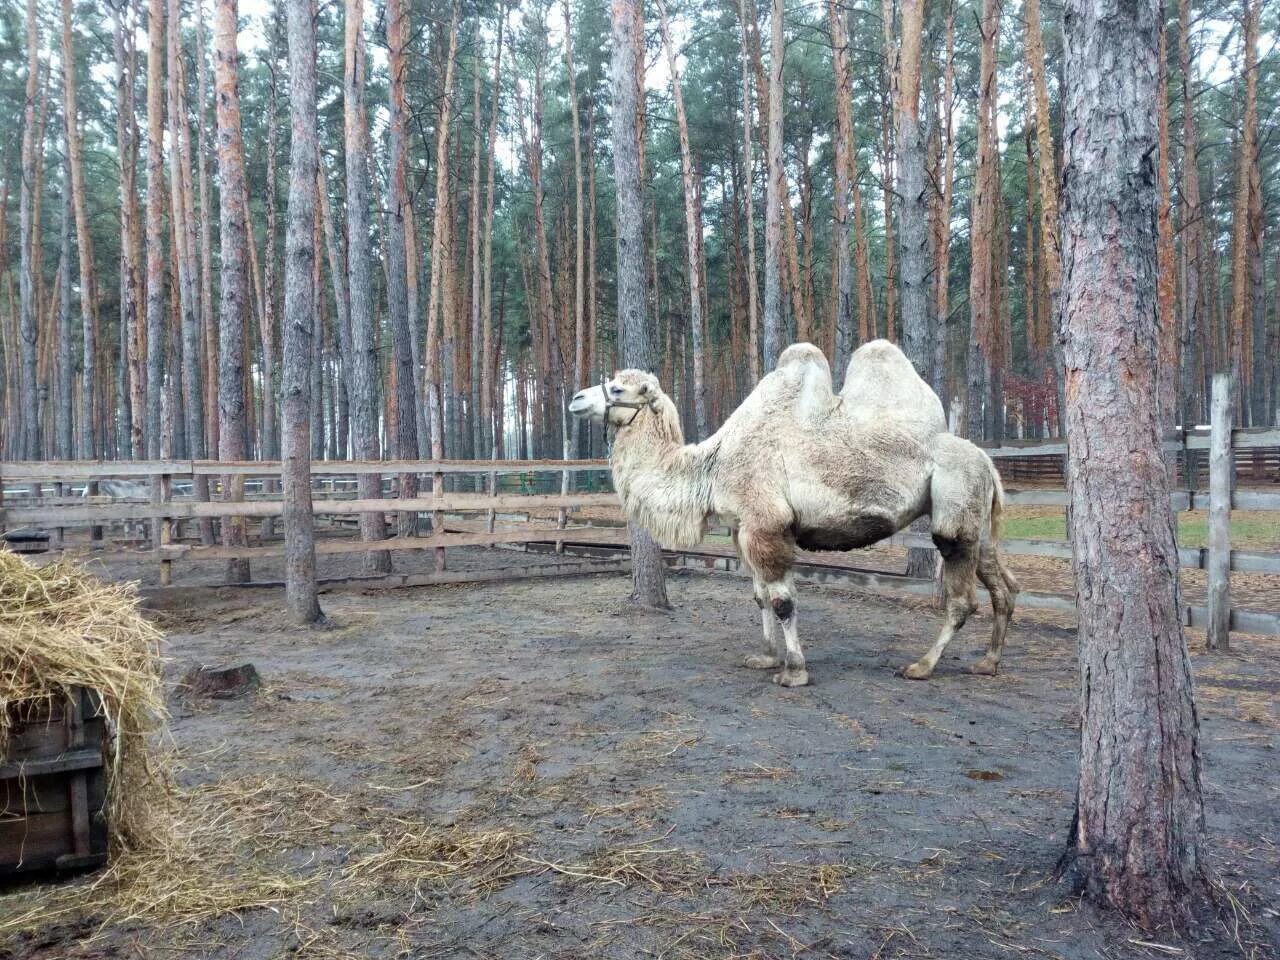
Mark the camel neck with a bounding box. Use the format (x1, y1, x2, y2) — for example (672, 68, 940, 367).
(608, 397, 713, 549)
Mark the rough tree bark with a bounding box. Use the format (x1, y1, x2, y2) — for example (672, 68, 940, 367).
(827, 0, 854, 373)
(145, 0, 167, 459)
(214, 0, 252, 583)
(611, 0, 670, 609)
(1177, 0, 1205, 428)
(114, 0, 145, 459)
(386, 0, 419, 532)
(656, 0, 707, 439)
(167, 0, 205, 463)
(1058, 0, 1209, 926)
(967, 0, 1000, 440)
(344, 0, 390, 573)
(761, 0, 784, 371)
(480, 7, 506, 457)
(55, 152, 73, 459)
(736, 0, 761, 386)
(197, 7, 218, 455)
(281, 0, 323, 623)
(1228, 0, 1258, 410)
(1155, 16, 1176, 433)
(18, 0, 39, 459)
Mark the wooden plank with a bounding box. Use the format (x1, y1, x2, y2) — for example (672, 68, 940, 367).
(0, 747, 105, 779)
(188, 458, 611, 477)
(137, 558, 631, 597)
(1207, 373, 1232, 651)
(0, 460, 193, 479)
(156, 524, 632, 560)
(4, 492, 621, 525)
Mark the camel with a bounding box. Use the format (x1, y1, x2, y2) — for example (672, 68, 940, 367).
(568, 340, 1018, 686)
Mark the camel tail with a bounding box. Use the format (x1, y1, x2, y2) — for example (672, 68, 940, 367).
(985, 454, 1020, 594)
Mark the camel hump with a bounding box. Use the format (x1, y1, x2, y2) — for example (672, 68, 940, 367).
(775, 343, 834, 422)
(840, 339, 945, 434)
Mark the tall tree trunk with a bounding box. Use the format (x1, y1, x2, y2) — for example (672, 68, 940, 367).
(1026, 0, 1065, 431)
(656, 0, 707, 439)
(425, 5, 460, 469)
(736, 0, 761, 385)
(197, 6, 218, 455)
(1155, 16, 1176, 432)
(63, 0, 99, 460)
(387, 0, 419, 534)
(168, 0, 205, 466)
(612, 0, 670, 609)
(214, 0, 252, 582)
(1228, 0, 1258, 408)
(18, 0, 39, 460)
(880, 0, 896, 341)
(145, 0, 167, 458)
(1058, 0, 1208, 926)
(55, 153, 73, 458)
(967, 0, 1000, 440)
(481, 8, 506, 458)
(1176, 0, 1203, 426)
(934, 8, 955, 406)
(114, 0, 145, 460)
(344, 0, 390, 572)
(894, 0, 934, 580)
(282, 0, 322, 623)
(828, 0, 855, 373)
(468, 51, 484, 467)
(761, 0, 784, 371)
(564, 0, 588, 457)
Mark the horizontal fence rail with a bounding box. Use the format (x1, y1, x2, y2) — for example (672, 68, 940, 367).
(1, 398, 1275, 641)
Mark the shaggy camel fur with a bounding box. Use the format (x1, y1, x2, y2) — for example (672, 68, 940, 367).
(568, 340, 1019, 686)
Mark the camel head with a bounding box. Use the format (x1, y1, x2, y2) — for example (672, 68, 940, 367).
(569, 369, 663, 429)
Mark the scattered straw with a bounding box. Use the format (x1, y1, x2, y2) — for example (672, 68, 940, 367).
(0, 550, 171, 854)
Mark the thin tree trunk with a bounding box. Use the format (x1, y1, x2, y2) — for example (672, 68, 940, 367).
(828, 0, 855, 373)
(116, 0, 145, 459)
(1228, 0, 1258, 401)
(656, 0, 707, 439)
(168, 0, 205, 467)
(880, 0, 896, 341)
(145, 0, 167, 459)
(736, 0, 761, 385)
(469, 49, 484, 468)
(762, 0, 784, 371)
(215, 0, 252, 582)
(934, 8, 955, 405)
(1025, 0, 1065, 431)
(967, 0, 1000, 440)
(61, 0, 98, 459)
(1058, 0, 1208, 925)
(197, 6, 218, 455)
(18, 0, 39, 460)
(344, 0, 390, 572)
(55, 153, 73, 458)
(387, 0, 419, 534)
(1155, 17, 1176, 433)
(282, 0, 322, 623)
(612, 0, 670, 609)
(481, 7, 506, 458)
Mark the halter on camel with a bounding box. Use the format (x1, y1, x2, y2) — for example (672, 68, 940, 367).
(602, 377, 658, 428)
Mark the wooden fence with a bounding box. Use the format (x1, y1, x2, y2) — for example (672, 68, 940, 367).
(1, 377, 1274, 640)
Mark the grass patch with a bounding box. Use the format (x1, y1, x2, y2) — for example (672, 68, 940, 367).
(1001, 508, 1280, 550)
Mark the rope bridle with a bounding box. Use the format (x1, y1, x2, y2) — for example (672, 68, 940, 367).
(600, 377, 658, 445)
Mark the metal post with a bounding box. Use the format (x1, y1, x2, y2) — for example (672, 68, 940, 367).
(1207, 372, 1233, 650)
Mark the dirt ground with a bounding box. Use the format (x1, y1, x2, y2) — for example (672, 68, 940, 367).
(2, 548, 1278, 960)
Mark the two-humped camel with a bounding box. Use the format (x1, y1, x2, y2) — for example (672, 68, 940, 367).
(568, 340, 1018, 686)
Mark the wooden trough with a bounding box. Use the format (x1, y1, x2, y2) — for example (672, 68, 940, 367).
(0, 687, 109, 876)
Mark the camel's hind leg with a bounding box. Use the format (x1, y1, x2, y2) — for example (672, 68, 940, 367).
(969, 544, 1018, 675)
(744, 575, 784, 670)
(904, 540, 979, 680)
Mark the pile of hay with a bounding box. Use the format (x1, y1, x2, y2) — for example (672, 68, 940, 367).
(0, 549, 171, 854)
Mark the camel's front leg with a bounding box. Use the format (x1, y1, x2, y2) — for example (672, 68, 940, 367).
(738, 525, 807, 686)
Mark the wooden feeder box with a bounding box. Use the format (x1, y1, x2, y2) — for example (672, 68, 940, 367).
(0, 687, 109, 876)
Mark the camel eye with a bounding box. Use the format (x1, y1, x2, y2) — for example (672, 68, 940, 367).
(609, 386, 623, 396)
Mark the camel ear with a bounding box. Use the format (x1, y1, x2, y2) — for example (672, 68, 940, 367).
(638, 383, 649, 396)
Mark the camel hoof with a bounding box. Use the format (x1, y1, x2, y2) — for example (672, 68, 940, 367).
(772, 668, 809, 688)
(903, 661, 934, 680)
(968, 657, 1000, 677)
(744, 654, 783, 670)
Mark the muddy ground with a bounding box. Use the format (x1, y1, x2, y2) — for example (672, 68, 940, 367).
(2, 548, 1278, 959)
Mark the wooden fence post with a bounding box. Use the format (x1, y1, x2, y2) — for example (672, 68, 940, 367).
(152, 472, 173, 587)
(1207, 372, 1233, 651)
